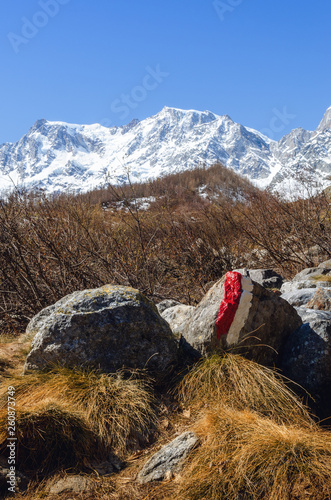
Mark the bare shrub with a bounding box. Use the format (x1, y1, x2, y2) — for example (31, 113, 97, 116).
(0, 164, 329, 333)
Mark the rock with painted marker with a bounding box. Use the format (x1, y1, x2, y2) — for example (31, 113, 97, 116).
(182, 272, 302, 366)
(24, 285, 178, 375)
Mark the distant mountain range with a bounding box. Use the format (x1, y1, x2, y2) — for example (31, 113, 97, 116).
(0, 106, 330, 196)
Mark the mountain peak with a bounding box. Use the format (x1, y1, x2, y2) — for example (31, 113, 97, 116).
(161, 105, 185, 113)
(0, 107, 330, 197)
(32, 118, 48, 130)
(317, 106, 331, 131)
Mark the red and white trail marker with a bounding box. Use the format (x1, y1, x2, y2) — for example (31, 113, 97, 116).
(216, 271, 254, 344)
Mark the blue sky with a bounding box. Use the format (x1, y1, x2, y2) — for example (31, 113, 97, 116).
(0, 0, 330, 143)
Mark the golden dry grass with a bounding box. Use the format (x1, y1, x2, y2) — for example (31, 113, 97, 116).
(178, 353, 313, 425)
(0, 367, 157, 475)
(175, 353, 331, 499)
(0, 401, 100, 475)
(310, 274, 331, 282)
(178, 407, 331, 500)
(1, 352, 330, 500)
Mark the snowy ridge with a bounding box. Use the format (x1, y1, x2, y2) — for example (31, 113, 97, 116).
(0, 106, 330, 196)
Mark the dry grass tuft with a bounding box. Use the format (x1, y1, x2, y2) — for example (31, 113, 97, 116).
(178, 353, 312, 425)
(0, 401, 100, 474)
(176, 354, 331, 499)
(178, 406, 331, 500)
(0, 367, 157, 475)
(310, 274, 331, 283)
(63, 368, 158, 452)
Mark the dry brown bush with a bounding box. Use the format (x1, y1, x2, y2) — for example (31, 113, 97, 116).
(0, 164, 329, 334)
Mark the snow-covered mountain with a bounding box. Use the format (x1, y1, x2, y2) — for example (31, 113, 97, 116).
(0, 106, 330, 196)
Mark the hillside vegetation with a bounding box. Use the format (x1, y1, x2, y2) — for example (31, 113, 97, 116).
(0, 163, 330, 335)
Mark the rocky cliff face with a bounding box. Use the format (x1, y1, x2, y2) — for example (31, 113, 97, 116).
(0, 106, 330, 196)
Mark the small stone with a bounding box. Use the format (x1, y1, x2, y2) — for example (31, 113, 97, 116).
(247, 269, 284, 289)
(318, 259, 331, 269)
(48, 475, 95, 495)
(137, 431, 199, 483)
(0, 467, 29, 494)
(156, 299, 182, 314)
(306, 287, 331, 311)
(164, 470, 174, 480)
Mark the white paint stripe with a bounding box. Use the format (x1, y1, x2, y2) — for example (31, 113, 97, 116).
(226, 276, 253, 346)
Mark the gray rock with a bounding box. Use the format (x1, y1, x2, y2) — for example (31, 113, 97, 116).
(292, 267, 331, 281)
(181, 277, 226, 356)
(48, 475, 95, 495)
(306, 287, 331, 310)
(281, 288, 317, 307)
(247, 269, 284, 289)
(156, 299, 182, 314)
(161, 304, 195, 338)
(0, 467, 29, 494)
(281, 281, 313, 294)
(88, 453, 124, 476)
(182, 273, 302, 366)
(137, 431, 199, 483)
(295, 307, 331, 323)
(281, 266, 331, 298)
(318, 259, 331, 269)
(281, 278, 331, 294)
(281, 316, 331, 420)
(24, 285, 178, 375)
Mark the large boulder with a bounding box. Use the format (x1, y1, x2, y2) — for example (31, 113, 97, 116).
(182, 271, 302, 366)
(280, 309, 331, 421)
(180, 276, 226, 356)
(24, 285, 178, 375)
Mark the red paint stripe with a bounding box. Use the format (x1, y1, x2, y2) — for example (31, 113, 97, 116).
(216, 271, 242, 340)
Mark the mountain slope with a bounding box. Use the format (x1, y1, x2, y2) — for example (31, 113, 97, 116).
(269, 106, 331, 194)
(0, 106, 330, 196)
